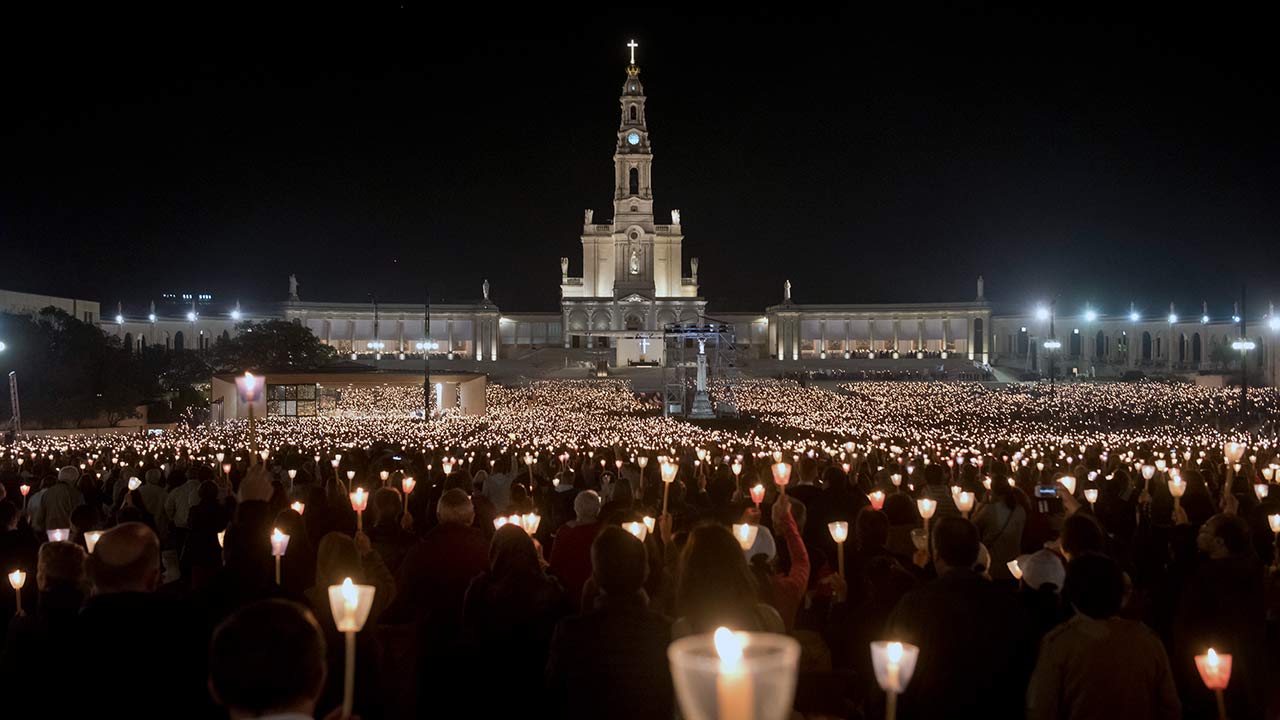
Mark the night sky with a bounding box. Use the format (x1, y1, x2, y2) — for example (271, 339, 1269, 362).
(3, 7, 1277, 318)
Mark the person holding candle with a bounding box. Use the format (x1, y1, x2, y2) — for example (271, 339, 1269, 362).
(757, 493, 811, 632)
(1026, 554, 1180, 720)
(364, 487, 415, 576)
(208, 599, 331, 720)
(884, 516, 1034, 719)
(183, 479, 231, 590)
(546, 526, 674, 720)
(30, 466, 81, 536)
(74, 522, 209, 716)
(305, 531, 395, 720)
(673, 524, 785, 636)
(548, 490, 603, 612)
(1170, 512, 1266, 719)
(972, 476, 1028, 581)
(0, 541, 88, 706)
(461, 524, 569, 708)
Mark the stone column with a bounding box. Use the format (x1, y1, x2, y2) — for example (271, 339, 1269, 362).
(820, 318, 827, 358)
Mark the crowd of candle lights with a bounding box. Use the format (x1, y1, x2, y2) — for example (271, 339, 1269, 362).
(4, 376, 1277, 718)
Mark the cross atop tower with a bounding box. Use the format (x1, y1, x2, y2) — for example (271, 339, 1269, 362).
(627, 39, 638, 65)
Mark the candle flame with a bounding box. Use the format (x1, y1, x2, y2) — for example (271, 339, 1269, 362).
(886, 641, 904, 664)
(341, 577, 358, 609)
(713, 627, 743, 665)
(1206, 648, 1218, 667)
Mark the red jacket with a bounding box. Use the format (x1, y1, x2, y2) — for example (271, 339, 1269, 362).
(549, 521, 602, 610)
(770, 511, 810, 631)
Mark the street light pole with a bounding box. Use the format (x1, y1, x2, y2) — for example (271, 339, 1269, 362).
(1240, 284, 1248, 419)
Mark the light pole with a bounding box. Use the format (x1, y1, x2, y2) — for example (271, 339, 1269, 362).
(1042, 300, 1061, 397)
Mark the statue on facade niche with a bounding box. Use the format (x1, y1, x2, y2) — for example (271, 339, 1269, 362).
(690, 257, 699, 279)
(560, 257, 569, 278)
(482, 279, 490, 301)
(977, 275, 984, 300)
(784, 279, 792, 302)
(584, 209, 594, 225)
(288, 274, 299, 300)
(671, 209, 680, 225)
(630, 247, 640, 275)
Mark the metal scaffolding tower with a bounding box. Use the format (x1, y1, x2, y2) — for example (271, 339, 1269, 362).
(661, 318, 742, 418)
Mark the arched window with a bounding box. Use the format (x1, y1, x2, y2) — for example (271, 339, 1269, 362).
(123, 333, 133, 353)
(971, 318, 984, 356)
(174, 331, 185, 351)
(1192, 333, 1202, 364)
(1095, 330, 1106, 360)
(628, 167, 639, 196)
(629, 105, 637, 121)
(1141, 332, 1152, 362)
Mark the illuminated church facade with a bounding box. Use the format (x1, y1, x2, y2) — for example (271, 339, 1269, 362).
(101, 42, 1278, 384)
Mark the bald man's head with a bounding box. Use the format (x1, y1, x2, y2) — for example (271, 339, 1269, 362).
(86, 522, 161, 594)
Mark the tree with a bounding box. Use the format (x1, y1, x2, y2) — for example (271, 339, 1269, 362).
(209, 320, 338, 373)
(0, 308, 152, 427)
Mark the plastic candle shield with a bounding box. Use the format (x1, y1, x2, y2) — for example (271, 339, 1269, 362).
(270, 528, 291, 557)
(84, 531, 103, 554)
(401, 476, 416, 495)
(327, 578, 376, 633)
(750, 484, 765, 505)
(622, 521, 648, 543)
(1168, 477, 1187, 498)
(660, 461, 679, 484)
(870, 641, 919, 694)
(771, 462, 791, 487)
(46, 529, 70, 543)
(868, 490, 885, 510)
(1007, 559, 1023, 580)
(1194, 648, 1231, 690)
(827, 521, 849, 543)
(916, 498, 937, 520)
(667, 629, 800, 720)
(349, 488, 369, 513)
(8, 570, 25, 590)
(732, 523, 759, 551)
(1060, 476, 1076, 496)
(955, 492, 975, 514)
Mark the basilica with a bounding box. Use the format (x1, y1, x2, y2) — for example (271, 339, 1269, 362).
(94, 43, 1276, 388)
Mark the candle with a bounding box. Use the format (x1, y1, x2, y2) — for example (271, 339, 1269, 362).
(270, 528, 291, 585)
(828, 521, 848, 580)
(870, 640, 919, 720)
(401, 476, 416, 495)
(84, 530, 104, 554)
(350, 488, 369, 530)
(868, 489, 885, 510)
(46, 528, 70, 543)
(1007, 559, 1023, 580)
(750, 483, 765, 509)
(327, 577, 376, 720)
(1060, 475, 1076, 496)
(714, 627, 752, 720)
(955, 491, 975, 517)
(379, 470, 390, 484)
(732, 523, 759, 551)
(622, 521, 648, 543)
(8, 570, 25, 616)
(1168, 475, 1187, 514)
(290, 501, 306, 515)
(217, 530, 226, 548)
(660, 461, 678, 515)
(1254, 483, 1268, 501)
(127, 477, 142, 492)
(771, 462, 791, 495)
(1195, 647, 1232, 720)
(1084, 488, 1098, 510)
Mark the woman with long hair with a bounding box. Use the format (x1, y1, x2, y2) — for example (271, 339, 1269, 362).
(674, 523, 784, 635)
(461, 525, 567, 705)
(973, 475, 1028, 580)
(305, 531, 395, 720)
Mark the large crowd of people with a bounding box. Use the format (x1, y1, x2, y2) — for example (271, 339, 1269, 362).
(0, 378, 1277, 718)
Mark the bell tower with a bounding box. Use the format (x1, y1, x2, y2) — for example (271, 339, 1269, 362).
(614, 40, 654, 222)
